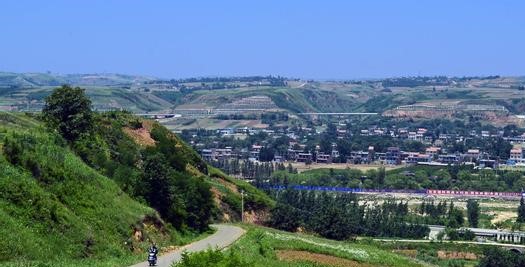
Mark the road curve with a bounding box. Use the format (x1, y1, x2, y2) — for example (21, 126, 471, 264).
(129, 224, 245, 267)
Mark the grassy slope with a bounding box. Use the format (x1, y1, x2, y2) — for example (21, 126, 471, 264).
(182, 86, 360, 113)
(107, 112, 274, 221)
(0, 113, 179, 267)
(207, 166, 275, 220)
(230, 224, 427, 267)
(0, 112, 273, 266)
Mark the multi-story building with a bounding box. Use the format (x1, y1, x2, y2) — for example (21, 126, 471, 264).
(296, 153, 313, 163)
(510, 147, 523, 160)
(425, 147, 441, 158)
(438, 154, 460, 164)
(406, 153, 432, 164)
(316, 153, 332, 163)
(386, 147, 401, 165)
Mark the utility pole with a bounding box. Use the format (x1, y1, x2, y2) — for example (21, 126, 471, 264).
(241, 189, 245, 223)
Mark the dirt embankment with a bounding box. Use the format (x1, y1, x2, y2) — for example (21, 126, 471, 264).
(437, 251, 477, 260)
(123, 120, 156, 146)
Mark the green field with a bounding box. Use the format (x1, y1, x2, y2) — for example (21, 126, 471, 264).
(177, 224, 485, 267)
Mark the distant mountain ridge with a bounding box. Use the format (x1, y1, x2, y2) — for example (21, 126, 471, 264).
(0, 72, 155, 87)
(1, 72, 524, 118)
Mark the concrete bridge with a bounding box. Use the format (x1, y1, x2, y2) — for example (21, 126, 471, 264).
(429, 225, 525, 253)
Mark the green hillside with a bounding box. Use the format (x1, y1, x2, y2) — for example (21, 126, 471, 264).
(0, 113, 171, 266)
(0, 107, 272, 266)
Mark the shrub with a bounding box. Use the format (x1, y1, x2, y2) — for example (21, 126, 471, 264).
(173, 248, 250, 267)
(42, 85, 93, 142)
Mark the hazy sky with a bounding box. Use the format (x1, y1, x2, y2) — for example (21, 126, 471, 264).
(1, 0, 524, 79)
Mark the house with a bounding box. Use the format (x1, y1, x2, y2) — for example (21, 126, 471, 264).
(337, 129, 347, 138)
(408, 132, 418, 141)
(349, 151, 371, 164)
(201, 149, 214, 161)
(287, 149, 301, 161)
(250, 145, 262, 159)
(373, 129, 385, 136)
(478, 159, 498, 169)
(416, 128, 426, 141)
(425, 147, 441, 158)
(331, 149, 340, 159)
(406, 153, 432, 164)
(386, 147, 401, 165)
(316, 153, 332, 163)
(464, 149, 481, 162)
(218, 128, 234, 136)
(510, 147, 523, 160)
(215, 148, 233, 158)
(200, 148, 234, 161)
(368, 146, 375, 162)
(439, 154, 460, 164)
(296, 153, 313, 163)
(398, 129, 408, 138)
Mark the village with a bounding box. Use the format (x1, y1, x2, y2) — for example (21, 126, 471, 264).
(180, 121, 525, 171)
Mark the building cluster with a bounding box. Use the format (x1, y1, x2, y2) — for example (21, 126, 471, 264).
(192, 125, 525, 169)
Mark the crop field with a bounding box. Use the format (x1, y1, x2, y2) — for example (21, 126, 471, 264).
(291, 162, 404, 173)
(230, 224, 427, 267)
(162, 118, 270, 130)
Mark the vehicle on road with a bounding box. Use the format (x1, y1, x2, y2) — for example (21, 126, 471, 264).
(148, 252, 157, 266)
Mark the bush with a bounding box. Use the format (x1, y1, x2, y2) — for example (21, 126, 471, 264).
(42, 85, 93, 142)
(173, 248, 250, 267)
(478, 247, 525, 267)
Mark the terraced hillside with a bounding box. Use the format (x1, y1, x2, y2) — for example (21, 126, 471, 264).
(1, 73, 524, 123)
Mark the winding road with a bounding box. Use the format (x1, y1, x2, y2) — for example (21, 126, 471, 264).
(129, 224, 245, 267)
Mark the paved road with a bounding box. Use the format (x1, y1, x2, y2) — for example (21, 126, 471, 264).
(129, 224, 245, 267)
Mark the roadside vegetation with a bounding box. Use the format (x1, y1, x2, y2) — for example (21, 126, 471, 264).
(271, 165, 525, 192)
(174, 225, 426, 267)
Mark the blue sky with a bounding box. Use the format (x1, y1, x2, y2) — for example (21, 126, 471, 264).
(1, 0, 524, 79)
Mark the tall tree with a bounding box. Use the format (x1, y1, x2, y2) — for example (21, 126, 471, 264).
(43, 85, 93, 142)
(466, 199, 479, 228)
(517, 197, 525, 223)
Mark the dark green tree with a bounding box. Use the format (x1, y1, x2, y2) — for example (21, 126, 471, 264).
(43, 85, 93, 142)
(517, 197, 525, 223)
(258, 146, 275, 162)
(478, 246, 525, 267)
(141, 152, 187, 229)
(269, 203, 301, 232)
(447, 202, 464, 228)
(466, 199, 479, 228)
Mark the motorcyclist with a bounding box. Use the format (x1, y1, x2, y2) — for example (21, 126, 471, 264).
(148, 243, 158, 256)
(147, 243, 158, 266)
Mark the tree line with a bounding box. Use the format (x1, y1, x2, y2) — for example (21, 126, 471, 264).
(270, 166, 525, 192)
(269, 190, 429, 240)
